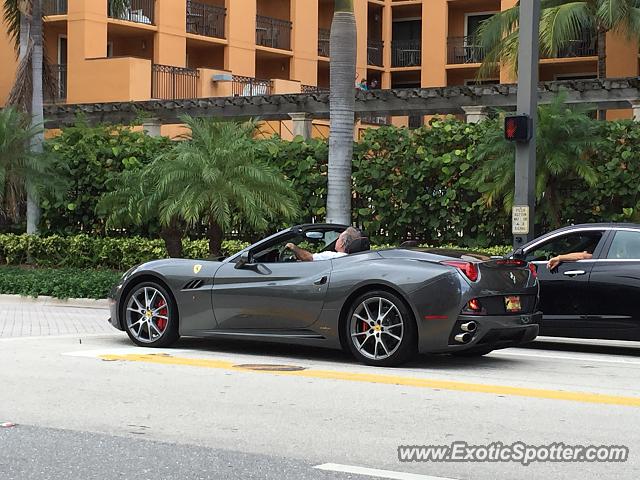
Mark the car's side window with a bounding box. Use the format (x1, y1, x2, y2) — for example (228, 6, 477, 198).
(524, 231, 604, 262)
(606, 231, 640, 260)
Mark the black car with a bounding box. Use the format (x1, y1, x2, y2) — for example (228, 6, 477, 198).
(512, 223, 640, 341)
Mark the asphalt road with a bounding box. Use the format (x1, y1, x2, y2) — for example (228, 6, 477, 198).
(1, 300, 639, 480)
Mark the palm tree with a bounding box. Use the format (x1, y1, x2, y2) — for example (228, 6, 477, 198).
(3, 0, 130, 233)
(152, 117, 299, 257)
(0, 106, 62, 229)
(478, 0, 640, 86)
(98, 166, 185, 258)
(473, 96, 601, 229)
(327, 0, 357, 225)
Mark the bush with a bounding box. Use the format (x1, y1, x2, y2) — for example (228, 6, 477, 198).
(42, 121, 172, 235)
(0, 266, 121, 299)
(0, 234, 251, 270)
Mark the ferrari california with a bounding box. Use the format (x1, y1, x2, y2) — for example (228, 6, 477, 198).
(109, 224, 541, 366)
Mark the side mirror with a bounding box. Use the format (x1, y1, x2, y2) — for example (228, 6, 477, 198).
(512, 248, 525, 259)
(234, 254, 259, 271)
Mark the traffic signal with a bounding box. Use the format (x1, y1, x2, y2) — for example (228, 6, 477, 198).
(504, 115, 533, 142)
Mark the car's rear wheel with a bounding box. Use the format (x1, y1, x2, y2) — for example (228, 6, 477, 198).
(123, 282, 179, 348)
(346, 290, 417, 367)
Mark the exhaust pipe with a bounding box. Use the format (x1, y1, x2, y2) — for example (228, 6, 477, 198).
(460, 321, 477, 333)
(454, 332, 472, 344)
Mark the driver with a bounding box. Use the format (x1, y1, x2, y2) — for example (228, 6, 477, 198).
(285, 227, 362, 262)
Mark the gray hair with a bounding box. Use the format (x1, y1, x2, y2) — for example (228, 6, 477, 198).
(341, 227, 362, 251)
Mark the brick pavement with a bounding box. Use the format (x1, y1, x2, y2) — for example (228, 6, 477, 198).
(0, 301, 113, 338)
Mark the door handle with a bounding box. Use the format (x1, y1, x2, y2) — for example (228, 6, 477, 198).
(563, 270, 586, 277)
(313, 276, 328, 286)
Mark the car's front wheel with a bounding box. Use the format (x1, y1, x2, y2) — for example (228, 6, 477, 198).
(346, 290, 417, 367)
(123, 282, 179, 348)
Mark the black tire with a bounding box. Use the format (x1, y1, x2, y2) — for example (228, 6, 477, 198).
(122, 281, 180, 348)
(451, 348, 494, 357)
(345, 290, 417, 367)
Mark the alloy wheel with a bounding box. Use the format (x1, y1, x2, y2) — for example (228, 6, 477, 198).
(125, 286, 170, 344)
(349, 296, 404, 361)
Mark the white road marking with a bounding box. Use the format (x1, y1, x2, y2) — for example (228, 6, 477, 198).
(314, 463, 457, 480)
(492, 350, 640, 365)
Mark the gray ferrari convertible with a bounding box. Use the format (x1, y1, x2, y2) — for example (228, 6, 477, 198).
(108, 224, 541, 366)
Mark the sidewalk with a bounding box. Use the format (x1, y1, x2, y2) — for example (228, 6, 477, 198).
(0, 300, 112, 338)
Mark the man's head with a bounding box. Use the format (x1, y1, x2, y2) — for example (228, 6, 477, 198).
(336, 227, 362, 253)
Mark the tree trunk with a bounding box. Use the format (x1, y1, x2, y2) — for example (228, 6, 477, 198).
(27, 0, 43, 235)
(597, 28, 607, 121)
(207, 221, 224, 258)
(160, 219, 183, 258)
(327, 0, 356, 225)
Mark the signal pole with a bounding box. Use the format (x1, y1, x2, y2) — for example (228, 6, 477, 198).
(512, 0, 541, 249)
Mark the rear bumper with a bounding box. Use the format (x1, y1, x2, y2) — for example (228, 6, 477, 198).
(421, 312, 541, 354)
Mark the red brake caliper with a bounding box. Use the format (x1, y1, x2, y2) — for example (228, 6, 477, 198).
(156, 299, 167, 331)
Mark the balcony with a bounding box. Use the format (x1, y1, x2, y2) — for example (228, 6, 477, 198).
(367, 40, 383, 67)
(318, 28, 330, 57)
(152, 64, 199, 100)
(256, 15, 292, 51)
(551, 33, 597, 59)
(232, 76, 273, 96)
(186, 1, 226, 39)
(447, 36, 486, 65)
(43, 0, 67, 16)
(108, 0, 155, 25)
(392, 40, 421, 67)
(45, 64, 67, 103)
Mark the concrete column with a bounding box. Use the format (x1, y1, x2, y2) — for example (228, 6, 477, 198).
(291, 0, 318, 86)
(421, 0, 447, 87)
(225, 0, 256, 77)
(154, 0, 187, 67)
(462, 106, 489, 123)
(289, 113, 313, 140)
(354, 0, 368, 81)
(143, 118, 162, 137)
(382, 2, 392, 89)
(606, 30, 639, 120)
(630, 101, 640, 122)
(499, 0, 518, 84)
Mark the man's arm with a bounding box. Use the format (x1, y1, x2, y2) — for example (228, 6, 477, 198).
(547, 251, 593, 270)
(286, 243, 314, 262)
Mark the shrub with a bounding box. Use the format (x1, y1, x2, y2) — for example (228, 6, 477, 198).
(0, 266, 122, 299)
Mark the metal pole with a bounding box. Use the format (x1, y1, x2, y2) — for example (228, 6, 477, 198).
(513, 0, 541, 249)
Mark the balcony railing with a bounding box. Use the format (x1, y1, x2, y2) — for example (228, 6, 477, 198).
(367, 39, 384, 67)
(45, 64, 67, 103)
(447, 36, 487, 64)
(256, 15, 292, 50)
(43, 0, 67, 16)
(318, 28, 330, 57)
(392, 39, 421, 67)
(152, 64, 199, 100)
(186, 1, 226, 39)
(553, 33, 597, 58)
(108, 0, 155, 25)
(232, 76, 272, 96)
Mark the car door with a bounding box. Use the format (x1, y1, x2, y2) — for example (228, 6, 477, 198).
(586, 229, 640, 340)
(211, 228, 342, 331)
(521, 229, 607, 336)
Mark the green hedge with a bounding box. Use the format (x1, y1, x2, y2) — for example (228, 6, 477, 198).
(0, 266, 122, 299)
(0, 234, 250, 271)
(0, 233, 511, 271)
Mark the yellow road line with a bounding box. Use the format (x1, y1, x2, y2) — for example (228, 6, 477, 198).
(100, 353, 640, 408)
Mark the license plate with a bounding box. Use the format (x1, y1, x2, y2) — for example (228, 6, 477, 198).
(505, 296, 522, 313)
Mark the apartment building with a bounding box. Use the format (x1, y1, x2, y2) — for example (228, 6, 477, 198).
(1, 0, 638, 130)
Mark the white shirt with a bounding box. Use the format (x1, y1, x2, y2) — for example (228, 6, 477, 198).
(312, 251, 347, 261)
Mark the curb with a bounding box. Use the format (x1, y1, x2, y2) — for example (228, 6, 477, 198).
(0, 294, 109, 309)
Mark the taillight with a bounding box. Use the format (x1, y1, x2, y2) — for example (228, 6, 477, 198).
(468, 298, 482, 312)
(528, 263, 538, 279)
(441, 260, 479, 282)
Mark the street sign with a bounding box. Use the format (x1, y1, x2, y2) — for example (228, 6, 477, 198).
(512, 205, 530, 235)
